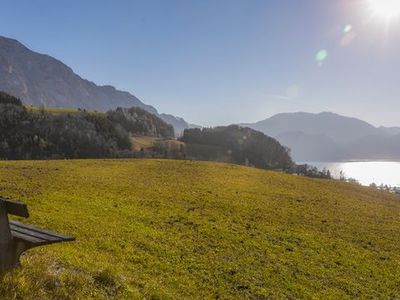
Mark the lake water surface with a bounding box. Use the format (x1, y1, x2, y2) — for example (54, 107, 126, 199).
(304, 161, 400, 187)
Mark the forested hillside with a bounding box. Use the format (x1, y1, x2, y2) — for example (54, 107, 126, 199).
(0, 92, 174, 159)
(107, 107, 174, 138)
(0, 92, 297, 171)
(181, 125, 293, 170)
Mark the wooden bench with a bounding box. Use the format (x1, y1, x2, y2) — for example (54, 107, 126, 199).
(0, 197, 74, 273)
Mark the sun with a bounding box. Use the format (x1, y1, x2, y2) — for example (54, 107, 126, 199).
(369, 0, 400, 19)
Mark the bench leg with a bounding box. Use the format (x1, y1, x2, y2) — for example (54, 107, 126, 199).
(0, 240, 34, 274)
(0, 244, 15, 274)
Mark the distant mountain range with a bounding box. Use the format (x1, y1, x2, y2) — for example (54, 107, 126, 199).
(0, 35, 191, 135)
(243, 112, 400, 162)
(2, 35, 399, 161)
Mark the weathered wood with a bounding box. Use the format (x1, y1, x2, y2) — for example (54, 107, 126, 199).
(0, 197, 75, 273)
(10, 221, 75, 244)
(0, 201, 11, 242)
(11, 230, 46, 245)
(0, 197, 29, 218)
(0, 201, 15, 273)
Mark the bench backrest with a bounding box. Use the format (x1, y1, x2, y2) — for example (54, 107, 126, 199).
(0, 198, 29, 218)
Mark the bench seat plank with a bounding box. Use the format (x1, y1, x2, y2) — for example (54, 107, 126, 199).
(11, 230, 49, 245)
(11, 224, 62, 243)
(10, 220, 75, 246)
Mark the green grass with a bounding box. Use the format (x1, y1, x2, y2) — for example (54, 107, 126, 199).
(0, 159, 399, 299)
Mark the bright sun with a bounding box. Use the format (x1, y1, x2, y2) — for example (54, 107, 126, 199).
(369, 0, 400, 19)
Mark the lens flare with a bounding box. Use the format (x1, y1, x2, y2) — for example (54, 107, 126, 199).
(344, 24, 352, 33)
(315, 50, 328, 63)
(369, 0, 400, 19)
(341, 31, 357, 47)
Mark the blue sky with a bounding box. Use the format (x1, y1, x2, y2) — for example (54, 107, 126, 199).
(1, 0, 399, 126)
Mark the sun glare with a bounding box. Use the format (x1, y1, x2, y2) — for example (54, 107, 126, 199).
(369, 0, 400, 19)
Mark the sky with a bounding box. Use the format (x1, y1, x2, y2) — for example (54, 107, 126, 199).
(1, 0, 399, 127)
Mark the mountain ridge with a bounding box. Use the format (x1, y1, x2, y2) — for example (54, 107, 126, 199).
(0, 35, 191, 134)
(243, 111, 400, 161)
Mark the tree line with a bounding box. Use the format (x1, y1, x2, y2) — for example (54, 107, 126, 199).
(180, 125, 294, 171)
(0, 91, 337, 180)
(0, 92, 174, 159)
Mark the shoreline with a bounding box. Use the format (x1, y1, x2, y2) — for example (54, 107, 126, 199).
(300, 161, 400, 188)
(299, 160, 400, 164)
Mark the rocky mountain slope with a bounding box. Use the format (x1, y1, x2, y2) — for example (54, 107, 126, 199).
(0, 35, 191, 134)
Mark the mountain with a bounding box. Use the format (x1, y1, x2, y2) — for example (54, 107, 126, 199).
(158, 113, 192, 136)
(0, 35, 191, 134)
(347, 133, 400, 160)
(243, 112, 400, 161)
(244, 112, 382, 144)
(379, 126, 400, 136)
(276, 131, 348, 162)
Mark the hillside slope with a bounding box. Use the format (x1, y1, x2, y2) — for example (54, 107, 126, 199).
(0, 35, 191, 134)
(0, 159, 399, 299)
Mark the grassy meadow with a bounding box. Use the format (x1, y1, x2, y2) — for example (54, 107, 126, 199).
(0, 159, 399, 299)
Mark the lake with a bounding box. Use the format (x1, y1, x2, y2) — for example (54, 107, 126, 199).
(303, 161, 400, 187)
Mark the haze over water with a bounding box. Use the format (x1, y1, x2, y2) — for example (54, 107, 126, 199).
(307, 161, 400, 187)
